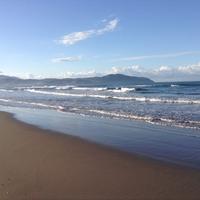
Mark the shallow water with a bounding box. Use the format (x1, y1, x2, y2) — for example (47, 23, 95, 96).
(1, 105, 200, 169)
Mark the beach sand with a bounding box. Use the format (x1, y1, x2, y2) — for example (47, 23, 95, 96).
(0, 111, 200, 200)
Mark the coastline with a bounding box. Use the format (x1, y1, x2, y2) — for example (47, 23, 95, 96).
(1, 111, 200, 199)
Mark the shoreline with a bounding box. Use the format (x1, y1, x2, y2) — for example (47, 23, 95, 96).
(8, 110, 200, 171)
(1, 111, 200, 199)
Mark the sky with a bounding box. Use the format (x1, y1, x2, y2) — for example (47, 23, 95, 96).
(0, 0, 200, 81)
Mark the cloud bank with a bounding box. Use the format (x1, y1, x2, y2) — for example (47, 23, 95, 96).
(63, 70, 102, 78)
(53, 62, 200, 81)
(58, 18, 119, 46)
(110, 62, 200, 81)
(2, 62, 200, 81)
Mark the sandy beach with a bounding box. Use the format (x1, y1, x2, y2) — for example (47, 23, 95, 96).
(0, 111, 200, 200)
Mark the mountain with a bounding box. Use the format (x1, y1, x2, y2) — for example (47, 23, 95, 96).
(0, 74, 154, 88)
(99, 74, 154, 85)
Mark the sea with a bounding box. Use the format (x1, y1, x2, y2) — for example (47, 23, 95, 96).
(0, 81, 199, 129)
(0, 80, 200, 168)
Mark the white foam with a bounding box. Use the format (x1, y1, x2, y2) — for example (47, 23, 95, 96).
(0, 89, 15, 92)
(17, 85, 57, 90)
(0, 98, 64, 110)
(72, 87, 107, 91)
(25, 89, 200, 104)
(88, 109, 152, 121)
(55, 86, 74, 90)
(26, 89, 84, 97)
(171, 84, 179, 87)
(0, 98, 12, 102)
(25, 89, 109, 99)
(0, 96, 199, 129)
(88, 109, 200, 129)
(112, 96, 200, 104)
(108, 87, 135, 93)
(135, 84, 151, 87)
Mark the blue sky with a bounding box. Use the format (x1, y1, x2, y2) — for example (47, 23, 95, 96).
(0, 0, 200, 81)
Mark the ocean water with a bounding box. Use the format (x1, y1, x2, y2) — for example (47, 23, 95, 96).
(0, 81, 200, 129)
(1, 106, 200, 169)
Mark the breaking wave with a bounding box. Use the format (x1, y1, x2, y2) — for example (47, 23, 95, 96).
(0, 97, 199, 129)
(25, 89, 200, 104)
(0, 98, 64, 110)
(88, 109, 200, 129)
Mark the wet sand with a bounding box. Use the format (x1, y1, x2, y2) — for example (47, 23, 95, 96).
(0, 111, 200, 200)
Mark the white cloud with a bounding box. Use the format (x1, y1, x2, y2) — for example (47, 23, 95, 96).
(63, 70, 103, 78)
(58, 18, 119, 46)
(52, 56, 82, 63)
(111, 65, 143, 74)
(115, 51, 200, 61)
(2, 62, 200, 81)
(1, 73, 45, 80)
(96, 18, 118, 35)
(109, 62, 200, 81)
(59, 30, 95, 46)
(177, 62, 200, 74)
(154, 66, 172, 73)
(19, 62, 200, 81)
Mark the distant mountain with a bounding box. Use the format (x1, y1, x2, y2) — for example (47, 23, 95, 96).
(0, 74, 154, 88)
(99, 74, 154, 85)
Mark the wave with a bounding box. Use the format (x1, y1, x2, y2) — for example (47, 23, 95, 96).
(108, 87, 136, 93)
(0, 98, 11, 102)
(156, 82, 200, 88)
(18, 85, 107, 91)
(128, 97, 200, 104)
(89, 110, 200, 129)
(88, 109, 152, 121)
(26, 89, 119, 99)
(134, 84, 152, 87)
(17, 85, 139, 92)
(17, 85, 76, 90)
(16, 85, 58, 90)
(101, 96, 200, 104)
(0, 98, 64, 111)
(12, 85, 151, 94)
(55, 86, 74, 90)
(26, 89, 88, 97)
(0, 89, 15, 92)
(56, 86, 135, 92)
(0, 97, 199, 129)
(25, 89, 200, 104)
(88, 109, 200, 129)
(72, 87, 107, 91)
(171, 84, 179, 87)
(25, 89, 138, 99)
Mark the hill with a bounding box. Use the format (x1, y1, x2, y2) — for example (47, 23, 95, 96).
(0, 74, 154, 88)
